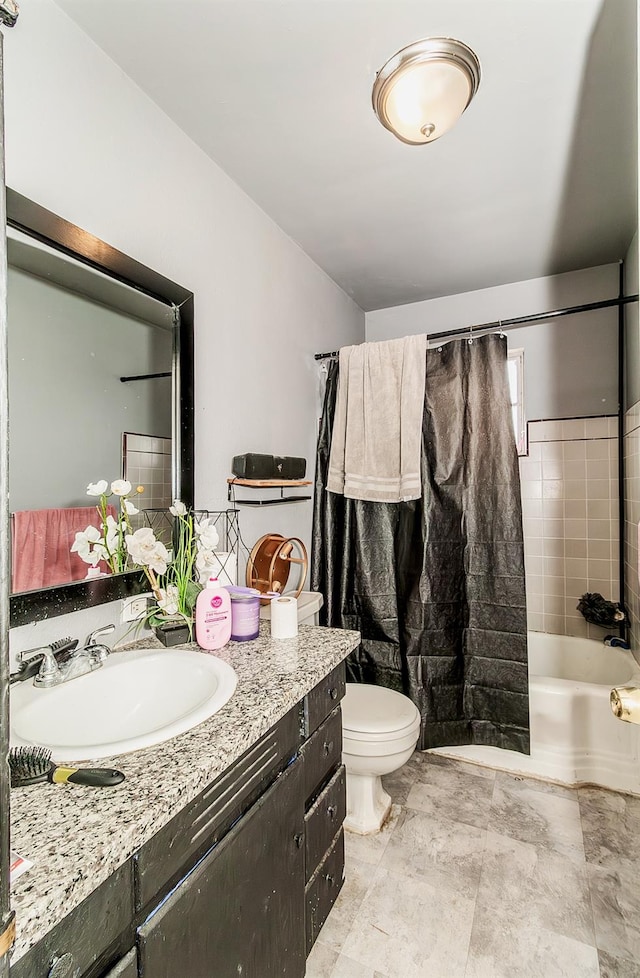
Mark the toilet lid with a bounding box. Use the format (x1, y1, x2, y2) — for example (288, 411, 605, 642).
(342, 683, 420, 735)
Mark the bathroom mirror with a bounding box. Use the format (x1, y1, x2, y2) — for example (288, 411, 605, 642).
(7, 189, 195, 626)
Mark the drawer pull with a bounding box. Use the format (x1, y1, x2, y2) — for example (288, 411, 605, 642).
(294, 833, 304, 849)
(329, 687, 339, 700)
(322, 740, 334, 756)
(327, 805, 337, 819)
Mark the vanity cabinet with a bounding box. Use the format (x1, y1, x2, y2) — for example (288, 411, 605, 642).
(138, 756, 305, 978)
(10, 662, 347, 978)
(9, 863, 134, 978)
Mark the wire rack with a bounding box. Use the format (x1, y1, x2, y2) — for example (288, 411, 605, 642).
(141, 508, 240, 583)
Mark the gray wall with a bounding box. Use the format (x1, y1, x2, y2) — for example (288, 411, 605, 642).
(9, 266, 173, 511)
(366, 263, 620, 421)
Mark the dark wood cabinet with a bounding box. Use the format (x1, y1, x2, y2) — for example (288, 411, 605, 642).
(11, 663, 347, 978)
(138, 756, 305, 978)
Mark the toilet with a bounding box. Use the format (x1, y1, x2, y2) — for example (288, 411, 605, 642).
(341, 683, 421, 834)
(260, 595, 420, 834)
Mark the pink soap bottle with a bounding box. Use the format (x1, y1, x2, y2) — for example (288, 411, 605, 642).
(195, 577, 232, 651)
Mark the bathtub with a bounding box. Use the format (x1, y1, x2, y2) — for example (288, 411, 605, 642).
(432, 632, 640, 794)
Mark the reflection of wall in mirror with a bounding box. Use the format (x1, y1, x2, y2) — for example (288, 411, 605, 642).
(8, 265, 173, 511)
(123, 432, 173, 533)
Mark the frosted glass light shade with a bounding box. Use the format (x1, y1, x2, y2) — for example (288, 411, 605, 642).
(372, 37, 481, 145)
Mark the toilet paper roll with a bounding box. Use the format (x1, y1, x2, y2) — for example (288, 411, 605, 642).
(270, 595, 298, 639)
(610, 685, 640, 724)
(209, 552, 237, 587)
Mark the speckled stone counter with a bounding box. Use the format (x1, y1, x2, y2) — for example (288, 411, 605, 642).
(9, 623, 360, 965)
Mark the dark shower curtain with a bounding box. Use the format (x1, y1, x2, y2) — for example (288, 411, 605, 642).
(311, 334, 529, 754)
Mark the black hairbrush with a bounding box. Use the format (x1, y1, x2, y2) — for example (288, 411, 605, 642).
(9, 746, 125, 788)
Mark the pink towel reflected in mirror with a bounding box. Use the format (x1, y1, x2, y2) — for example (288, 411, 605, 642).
(11, 505, 118, 593)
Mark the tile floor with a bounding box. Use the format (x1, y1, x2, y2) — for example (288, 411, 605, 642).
(305, 752, 640, 978)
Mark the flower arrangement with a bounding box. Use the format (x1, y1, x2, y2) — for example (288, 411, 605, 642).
(71, 479, 143, 574)
(125, 501, 220, 638)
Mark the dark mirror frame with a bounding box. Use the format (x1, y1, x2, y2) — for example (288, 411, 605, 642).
(7, 189, 195, 627)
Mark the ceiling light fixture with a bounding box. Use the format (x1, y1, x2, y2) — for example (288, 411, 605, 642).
(372, 37, 481, 145)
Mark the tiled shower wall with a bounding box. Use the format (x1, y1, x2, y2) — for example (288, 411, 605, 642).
(624, 403, 640, 649)
(519, 416, 620, 638)
(123, 432, 172, 527)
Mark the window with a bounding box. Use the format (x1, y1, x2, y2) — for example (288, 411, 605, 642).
(507, 348, 526, 455)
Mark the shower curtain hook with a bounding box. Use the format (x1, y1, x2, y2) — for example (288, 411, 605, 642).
(499, 319, 505, 338)
(468, 322, 473, 345)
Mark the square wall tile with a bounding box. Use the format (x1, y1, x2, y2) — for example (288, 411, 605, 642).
(587, 440, 609, 460)
(562, 419, 585, 440)
(541, 442, 564, 460)
(564, 441, 586, 461)
(542, 499, 564, 519)
(584, 417, 611, 439)
(587, 458, 613, 481)
(566, 578, 588, 598)
(564, 499, 586, 519)
(542, 537, 564, 557)
(565, 539, 587, 559)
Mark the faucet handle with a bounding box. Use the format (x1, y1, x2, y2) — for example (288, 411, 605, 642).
(85, 624, 116, 647)
(33, 648, 62, 688)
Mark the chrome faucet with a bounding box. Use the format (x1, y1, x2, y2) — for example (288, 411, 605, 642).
(32, 624, 116, 688)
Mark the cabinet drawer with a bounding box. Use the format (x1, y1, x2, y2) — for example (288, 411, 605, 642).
(138, 758, 305, 978)
(300, 707, 342, 805)
(305, 829, 345, 954)
(101, 948, 137, 978)
(135, 705, 299, 911)
(304, 765, 346, 882)
(303, 662, 345, 737)
(10, 862, 133, 978)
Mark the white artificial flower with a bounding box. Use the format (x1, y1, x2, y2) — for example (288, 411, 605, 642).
(86, 480, 108, 496)
(123, 499, 139, 516)
(170, 500, 187, 517)
(125, 527, 171, 575)
(157, 585, 179, 617)
(196, 548, 217, 584)
(71, 525, 104, 566)
(195, 517, 219, 552)
(111, 479, 132, 496)
(104, 514, 120, 553)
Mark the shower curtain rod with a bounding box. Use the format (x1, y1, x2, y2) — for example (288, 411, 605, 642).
(314, 293, 640, 360)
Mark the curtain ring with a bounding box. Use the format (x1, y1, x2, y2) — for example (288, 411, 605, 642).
(468, 323, 473, 346)
(499, 319, 505, 338)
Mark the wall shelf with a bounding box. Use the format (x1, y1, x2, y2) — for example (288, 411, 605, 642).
(227, 478, 312, 506)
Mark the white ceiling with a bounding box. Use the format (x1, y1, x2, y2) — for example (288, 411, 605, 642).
(54, 0, 637, 312)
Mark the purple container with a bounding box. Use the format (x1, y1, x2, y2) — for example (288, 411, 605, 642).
(226, 586, 262, 642)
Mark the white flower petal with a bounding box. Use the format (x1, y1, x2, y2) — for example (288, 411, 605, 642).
(111, 479, 132, 496)
(170, 500, 187, 517)
(125, 528, 171, 573)
(123, 499, 139, 515)
(86, 480, 108, 496)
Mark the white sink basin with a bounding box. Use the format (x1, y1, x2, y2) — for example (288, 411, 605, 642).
(10, 647, 237, 762)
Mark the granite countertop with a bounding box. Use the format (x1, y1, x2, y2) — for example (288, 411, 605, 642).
(9, 623, 360, 964)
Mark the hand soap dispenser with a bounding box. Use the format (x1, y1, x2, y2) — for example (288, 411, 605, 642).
(195, 577, 232, 651)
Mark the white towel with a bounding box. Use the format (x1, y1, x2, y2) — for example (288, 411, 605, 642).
(327, 334, 427, 502)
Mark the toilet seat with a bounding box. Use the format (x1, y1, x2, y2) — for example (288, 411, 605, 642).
(342, 683, 420, 757)
(342, 683, 420, 736)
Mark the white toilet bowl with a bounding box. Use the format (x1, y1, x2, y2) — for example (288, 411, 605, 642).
(342, 683, 420, 835)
